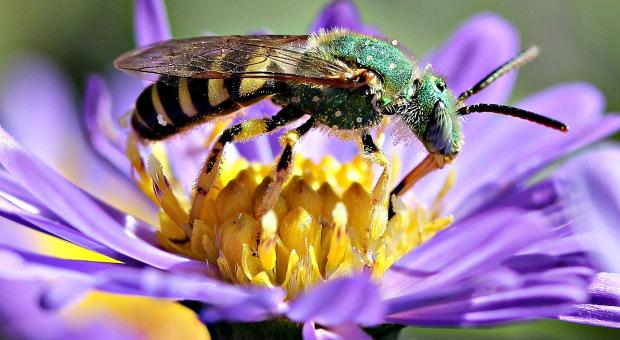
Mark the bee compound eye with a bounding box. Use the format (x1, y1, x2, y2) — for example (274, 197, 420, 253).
(436, 80, 445, 92)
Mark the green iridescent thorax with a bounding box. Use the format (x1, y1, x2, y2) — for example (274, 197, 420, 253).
(404, 72, 462, 156)
(317, 31, 414, 102)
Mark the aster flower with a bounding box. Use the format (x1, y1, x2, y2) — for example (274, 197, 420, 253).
(0, 0, 619, 338)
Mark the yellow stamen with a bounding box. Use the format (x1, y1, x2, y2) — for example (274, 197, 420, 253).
(130, 140, 454, 299)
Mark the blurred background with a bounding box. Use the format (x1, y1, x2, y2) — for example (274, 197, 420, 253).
(0, 0, 618, 338)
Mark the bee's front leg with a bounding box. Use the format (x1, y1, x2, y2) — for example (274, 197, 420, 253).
(388, 153, 453, 218)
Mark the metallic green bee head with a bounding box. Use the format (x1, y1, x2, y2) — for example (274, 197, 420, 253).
(397, 46, 568, 163)
(411, 71, 461, 157)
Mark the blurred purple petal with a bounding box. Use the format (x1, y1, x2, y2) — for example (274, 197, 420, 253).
(557, 145, 620, 273)
(108, 70, 145, 124)
(303, 322, 371, 340)
(84, 75, 132, 175)
(309, 0, 379, 36)
(0, 126, 211, 274)
(0, 55, 156, 222)
(0, 196, 133, 263)
(0, 55, 78, 168)
(296, 130, 359, 163)
(288, 275, 385, 326)
(426, 13, 519, 105)
(134, 0, 171, 47)
(558, 273, 620, 327)
(234, 100, 280, 162)
(1, 247, 284, 322)
(0, 275, 139, 340)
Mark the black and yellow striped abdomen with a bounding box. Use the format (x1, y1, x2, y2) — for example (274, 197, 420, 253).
(131, 75, 283, 140)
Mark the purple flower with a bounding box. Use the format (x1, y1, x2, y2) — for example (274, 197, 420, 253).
(0, 251, 141, 340)
(1, 0, 619, 338)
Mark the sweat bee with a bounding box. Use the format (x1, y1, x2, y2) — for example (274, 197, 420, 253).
(115, 30, 568, 220)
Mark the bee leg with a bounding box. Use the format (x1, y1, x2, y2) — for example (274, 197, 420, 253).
(388, 153, 447, 218)
(190, 105, 304, 223)
(359, 132, 391, 246)
(360, 131, 391, 205)
(255, 117, 316, 217)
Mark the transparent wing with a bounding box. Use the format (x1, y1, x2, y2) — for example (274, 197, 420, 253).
(114, 35, 359, 88)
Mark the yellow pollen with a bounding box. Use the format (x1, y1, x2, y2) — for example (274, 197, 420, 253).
(129, 141, 454, 299)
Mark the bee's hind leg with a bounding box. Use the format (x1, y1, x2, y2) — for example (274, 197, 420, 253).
(255, 116, 316, 217)
(190, 105, 303, 223)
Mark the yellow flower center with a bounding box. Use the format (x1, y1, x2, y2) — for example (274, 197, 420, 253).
(127, 135, 453, 299)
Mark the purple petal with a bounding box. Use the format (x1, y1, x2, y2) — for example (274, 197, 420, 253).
(134, 0, 171, 47)
(0, 199, 129, 262)
(2, 247, 284, 322)
(0, 272, 139, 340)
(309, 0, 380, 36)
(558, 273, 620, 327)
(557, 145, 620, 273)
(101, 269, 285, 323)
(449, 85, 618, 216)
(381, 208, 552, 298)
(559, 304, 620, 328)
(303, 322, 371, 340)
(0, 126, 211, 274)
(380, 200, 597, 326)
(84, 75, 132, 175)
(288, 275, 385, 326)
(384, 265, 591, 326)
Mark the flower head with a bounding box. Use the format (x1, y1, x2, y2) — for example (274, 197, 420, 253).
(1, 0, 619, 338)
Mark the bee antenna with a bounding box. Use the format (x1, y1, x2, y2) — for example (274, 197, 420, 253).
(457, 46, 540, 103)
(457, 103, 568, 132)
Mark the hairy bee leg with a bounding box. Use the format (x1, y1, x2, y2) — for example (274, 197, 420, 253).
(388, 153, 448, 218)
(360, 132, 391, 208)
(256, 117, 316, 217)
(358, 132, 391, 252)
(190, 105, 304, 223)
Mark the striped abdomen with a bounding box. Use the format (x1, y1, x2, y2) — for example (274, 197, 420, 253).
(131, 76, 283, 140)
